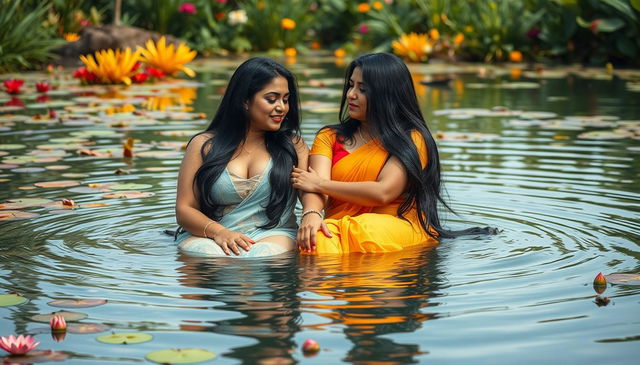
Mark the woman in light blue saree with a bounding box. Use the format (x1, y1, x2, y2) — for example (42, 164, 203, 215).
(175, 57, 314, 257)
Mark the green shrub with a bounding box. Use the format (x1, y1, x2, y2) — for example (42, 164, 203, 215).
(0, 0, 65, 72)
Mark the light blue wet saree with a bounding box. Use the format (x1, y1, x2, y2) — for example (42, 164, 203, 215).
(176, 159, 298, 257)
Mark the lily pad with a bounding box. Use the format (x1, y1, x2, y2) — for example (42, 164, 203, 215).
(0, 144, 26, 150)
(97, 332, 153, 344)
(32, 310, 88, 322)
(1, 350, 68, 363)
(102, 191, 155, 199)
(45, 165, 71, 170)
(11, 167, 46, 173)
(2, 198, 53, 209)
(34, 180, 81, 188)
(0, 293, 28, 306)
(145, 348, 216, 364)
(27, 100, 75, 109)
(48, 298, 107, 308)
(577, 130, 633, 139)
(605, 273, 640, 285)
(67, 322, 111, 334)
(135, 150, 182, 158)
(109, 183, 152, 190)
(0, 210, 39, 220)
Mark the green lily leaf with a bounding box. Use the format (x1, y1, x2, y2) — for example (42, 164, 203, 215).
(145, 348, 216, 364)
(97, 332, 153, 344)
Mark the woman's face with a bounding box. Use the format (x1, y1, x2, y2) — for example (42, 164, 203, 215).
(246, 75, 290, 132)
(346, 67, 367, 122)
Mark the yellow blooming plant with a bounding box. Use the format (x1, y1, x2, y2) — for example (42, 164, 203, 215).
(391, 33, 434, 62)
(138, 36, 197, 78)
(281, 18, 296, 30)
(79, 48, 141, 85)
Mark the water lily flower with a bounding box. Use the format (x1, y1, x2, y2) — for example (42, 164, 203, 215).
(0, 334, 40, 355)
(594, 272, 607, 286)
(50, 314, 67, 332)
(123, 137, 134, 158)
(79, 48, 142, 85)
(178, 2, 196, 14)
(392, 33, 433, 62)
(302, 338, 320, 355)
(228, 10, 248, 25)
(36, 81, 51, 93)
(281, 18, 296, 30)
(3, 79, 24, 94)
(73, 67, 98, 84)
(138, 37, 196, 78)
(509, 50, 523, 63)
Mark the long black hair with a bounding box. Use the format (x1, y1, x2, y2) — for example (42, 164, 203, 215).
(193, 57, 300, 229)
(331, 53, 490, 238)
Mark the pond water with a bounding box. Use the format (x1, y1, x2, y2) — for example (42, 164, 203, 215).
(0, 57, 639, 364)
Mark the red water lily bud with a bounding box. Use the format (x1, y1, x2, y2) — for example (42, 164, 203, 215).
(302, 338, 320, 355)
(131, 73, 148, 83)
(3, 79, 24, 94)
(146, 67, 166, 80)
(36, 81, 51, 93)
(50, 314, 67, 332)
(594, 272, 606, 286)
(123, 137, 135, 158)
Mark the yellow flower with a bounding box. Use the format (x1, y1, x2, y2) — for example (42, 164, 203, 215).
(464, 26, 474, 33)
(334, 48, 346, 58)
(64, 33, 80, 42)
(138, 36, 197, 77)
(429, 28, 440, 41)
(281, 18, 296, 30)
(79, 48, 141, 85)
(284, 48, 297, 57)
(373, 1, 383, 10)
(357, 3, 371, 12)
(454, 33, 465, 45)
(509, 50, 523, 63)
(391, 33, 433, 62)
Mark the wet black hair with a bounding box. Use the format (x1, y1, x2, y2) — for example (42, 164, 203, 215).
(193, 57, 300, 229)
(331, 53, 492, 238)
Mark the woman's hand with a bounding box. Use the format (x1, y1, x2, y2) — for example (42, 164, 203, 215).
(297, 213, 332, 252)
(211, 228, 255, 256)
(291, 167, 325, 193)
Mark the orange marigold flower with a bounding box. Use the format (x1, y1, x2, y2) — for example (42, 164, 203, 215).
(392, 33, 433, 62)
(334, 48, 346, 58)
(284, 48, 297, 57)
(373, 1, 383, 10)
(357, 3, 371, 12)
(509, 50, 523, 63)
(64, 33, 80, 42)
(429, 28, 440, 41)
(281, 18, 296, 30)
(454, 33, 465, 45)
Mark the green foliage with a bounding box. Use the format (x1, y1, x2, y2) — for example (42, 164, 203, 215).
(0, 0, 65, 72)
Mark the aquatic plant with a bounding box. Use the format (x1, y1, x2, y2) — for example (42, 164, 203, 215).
(79, 48, 142, 85)
(50, 314, 67, 332)
(302, 338, 320, 355)
(3, 79, 24, 95)
(392, 33, 434, 62)
(138, 37, 197, 78)
(0, 334, 40, 355)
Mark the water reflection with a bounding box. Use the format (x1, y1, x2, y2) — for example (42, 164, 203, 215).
(176, 253, 301, 364)
(298, 246, 440, 363)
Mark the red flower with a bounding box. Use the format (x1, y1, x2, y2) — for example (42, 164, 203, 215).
(36, 81, 51, 93)
(5, 97, 24, 107)
(178, 2, 196, 14)
(216, 0, 227, 4)
(73, 67, 98, 84)
(358, 24, 369, 34)
(3, 79, 24, 94)
(526, 27, 540, 40)
(146, 67, 166, 79)
(131, 73, 148, 83)
(80, 19, 91, 27)
(590, 19, 601, 34)
(36, 95, 50, 103)
(215, 11, 225, 20)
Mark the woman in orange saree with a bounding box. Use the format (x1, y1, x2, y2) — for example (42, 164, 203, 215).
(292, 53, 491, 254)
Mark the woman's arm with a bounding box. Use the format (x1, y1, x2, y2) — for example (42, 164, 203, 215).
(292, 138, 331, 251)
(176, 134, 254, 255)
(292, 155, 408, 206)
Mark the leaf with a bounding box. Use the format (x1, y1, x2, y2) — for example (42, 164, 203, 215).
(605, 273, 640, 285)
(632, 0, 640, 11)
(102, 191, 155, 199)
(66, 323, 111, 334)
(34, 180, 81, 188)
(32, 311, 88, 322)
(48, 298, 107, 308)
(97, 332, 153, 344)
(0, 210, 39, 220)
(596, 18, 625, 33)
(109, 183, 153, 190)
(145, 348, 216, 364)
(0, 293, 28, 306)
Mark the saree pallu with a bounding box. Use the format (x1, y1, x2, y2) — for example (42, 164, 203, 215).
(309, 128, 438, 254)
(176, 159, 297, 257)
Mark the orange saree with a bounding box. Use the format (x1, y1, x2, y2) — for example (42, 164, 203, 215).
(309, 128, 439, 254)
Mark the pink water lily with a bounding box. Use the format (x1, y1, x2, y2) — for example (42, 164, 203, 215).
(0, 334, 40, 355)
(50, 314, 67, 332)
